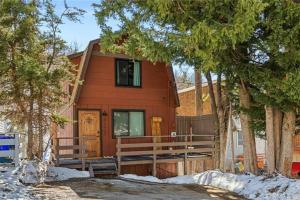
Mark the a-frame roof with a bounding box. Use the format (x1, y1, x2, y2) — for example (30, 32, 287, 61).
(68, 39, 180, 107)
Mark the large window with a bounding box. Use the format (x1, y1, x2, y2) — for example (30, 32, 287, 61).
(116, 59, 141, 87)
(113, 110, 145, 137)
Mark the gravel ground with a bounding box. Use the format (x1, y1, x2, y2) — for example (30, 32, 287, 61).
(30, 178, 245, 200)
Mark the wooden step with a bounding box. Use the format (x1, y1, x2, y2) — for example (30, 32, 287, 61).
(88, 160, 117, 177)
(91, 163, 116, 168)
(93, 170, 117, 175)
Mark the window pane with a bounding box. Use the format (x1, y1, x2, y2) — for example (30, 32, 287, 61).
(117, 60, 128, 85)
(133, 61, 141, 86)
(114, 112, 129, 136)
(116, 59, 140, 87)
(129, 112, 144, 136)
(128, 62, 134, 86)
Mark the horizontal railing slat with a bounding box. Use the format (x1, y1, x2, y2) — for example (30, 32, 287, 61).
(58, 153, 88, 159)
(117, 141, 214, 148)
(0, 150, 15, 157)
(116, 134, 214, 139)
(58, 145, 86, 150)
(0, 139, 15, 146)
(117, 148, 214, 156)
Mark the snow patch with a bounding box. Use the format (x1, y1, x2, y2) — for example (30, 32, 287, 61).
(122, 170, 300, 200)
(46, 167, 89, 182)
(19, 160, 47, 184)
(19, 160, 89, 184)
(0, 164, 36, 199)
(0, 160, 90, 199)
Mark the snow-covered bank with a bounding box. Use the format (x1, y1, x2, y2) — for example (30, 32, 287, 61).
(19, 160, 90, 184)
(121, 170, 300, 200)
(0, 161, 90, 199)
(0, 165, 36, 199)
(46, 167, 90, 182)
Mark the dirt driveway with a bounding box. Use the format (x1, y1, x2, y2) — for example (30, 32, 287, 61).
(30, 178, 245, 200)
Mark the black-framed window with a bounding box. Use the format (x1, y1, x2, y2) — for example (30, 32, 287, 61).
(116, 59, 141, 87)
(113, 110, 145, 137)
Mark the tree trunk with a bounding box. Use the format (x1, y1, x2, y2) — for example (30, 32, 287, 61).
(279, 110, 295, 177)
(216, 74, 227, 171)
(195, 68, 203, 116)
(239, 82, 257, 174)
(228, 103, 235, 173)
(27, 85, 34, 160)
(273, 108, 283, 170)
(205, 71, 220, 168)
(37, 93, 44, 160)
(265, 106, 275, 173)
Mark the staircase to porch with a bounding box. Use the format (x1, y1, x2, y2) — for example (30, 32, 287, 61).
(51, 137, 118, 177)
(88, 158, 118, 177)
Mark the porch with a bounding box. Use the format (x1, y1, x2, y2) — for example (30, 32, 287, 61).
(51, 134, 215, 177)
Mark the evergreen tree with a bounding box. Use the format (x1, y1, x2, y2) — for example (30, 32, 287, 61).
(0, 0, 84, 159)
(94, 0, 265, 173)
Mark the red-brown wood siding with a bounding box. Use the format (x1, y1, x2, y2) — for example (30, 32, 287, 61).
(58, 43, 177, 157)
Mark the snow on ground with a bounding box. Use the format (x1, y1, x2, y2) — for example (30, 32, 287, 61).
(0, 161, 90, 199)
(0, 164, 36, 200)
(121, 170, 300, 200)
(19, 160, 90, 184)
(46, 167, 90, 182)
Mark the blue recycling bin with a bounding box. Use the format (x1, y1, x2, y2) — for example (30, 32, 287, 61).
(0, 135, 14, 163)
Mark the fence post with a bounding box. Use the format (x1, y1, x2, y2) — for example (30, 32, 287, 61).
(117, 137, 121, 176)
(184, 135, 188, 175)
(14, 133, 19, 166)
(81, 137, 86, 171)
(153, 136, 157, 177)
(55, 138, 59, 167)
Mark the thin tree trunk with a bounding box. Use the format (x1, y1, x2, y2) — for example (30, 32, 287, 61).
(205, 71, 220, 168)
(216, 74, 226, 171)
(273, 108, 283, 170)
(37, 93, 44, 160)
(279, 110, 295, 177)
(228, 103, 235, 173)
(195, 68, 203, 116)
(265, 106, 275, 173)
(27, 84, 34, 160)
(239, 82, 257, 174)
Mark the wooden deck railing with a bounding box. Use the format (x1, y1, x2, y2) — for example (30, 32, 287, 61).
(52, 136, 97, 170)
(116, 134, 215, 176)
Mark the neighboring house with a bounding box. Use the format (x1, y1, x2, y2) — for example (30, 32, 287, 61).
(52, 39, 214, 177)
(0, 120, 6, 133)
(176, 82, 216, 116)
(177, 85, 266, 169)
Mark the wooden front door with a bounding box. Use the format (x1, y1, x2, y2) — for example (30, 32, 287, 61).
(78, 110, 101, 158)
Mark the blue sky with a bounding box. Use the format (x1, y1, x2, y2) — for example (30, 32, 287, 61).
(54, 0, 105, 50)
(53, 0, 195, 79)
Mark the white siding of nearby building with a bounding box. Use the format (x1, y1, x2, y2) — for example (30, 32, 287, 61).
(0, 121, 5, 133)
(225, 116, 266, 161)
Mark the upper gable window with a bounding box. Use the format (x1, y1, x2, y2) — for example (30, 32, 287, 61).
(116, 59, 141, 87)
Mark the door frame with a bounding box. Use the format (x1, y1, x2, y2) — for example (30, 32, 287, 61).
(75, 108, 103, 157)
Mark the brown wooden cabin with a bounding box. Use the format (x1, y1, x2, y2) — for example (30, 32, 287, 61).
(51, 39, 214, 178)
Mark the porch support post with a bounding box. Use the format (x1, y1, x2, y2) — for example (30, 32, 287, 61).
(55, 138, 59, 167)
(81, 137, 86, 171)
(184, 135, 188, 175)
(117, 137, 121, 176)
(153, 136, 157, 177)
